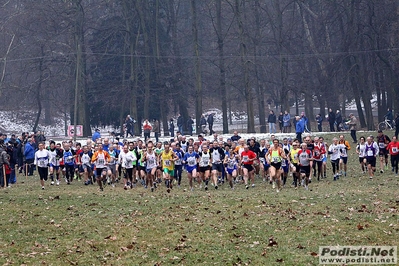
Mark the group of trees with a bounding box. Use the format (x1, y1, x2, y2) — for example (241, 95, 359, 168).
(0, 0, 398, 135)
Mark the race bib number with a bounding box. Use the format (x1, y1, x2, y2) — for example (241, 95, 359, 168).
(379, 142, 385, 149)
(272, 157, 278, 163)
(367, 150, 374, 157)
(228, 161, 235, 169)
(281, 160, 286, 167)
(259, 158, 265, 164)
(164, 160, 171, 167)
(66, 156, 73, 163)
(187, 157, 196, 166)
(39, 160, 46, 167)
(98, 159, 105, 165)
(202, 159, 209, 165)
(148, 158, 155, 165)
(243, 156, 249, 163)
(175, 159, 182, 165)
(392, 147, 398, 153)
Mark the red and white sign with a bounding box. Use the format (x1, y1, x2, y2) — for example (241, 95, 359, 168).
(68, 125, 83, 137)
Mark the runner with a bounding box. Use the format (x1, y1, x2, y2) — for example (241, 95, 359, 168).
(281, 138, 291, 186)
(91, 143, 110, 191)
(223, 150, 238, 189)
(80, 145, 93, 185)
(387, 136, 399, 177)
(313, 137, 326, 181)
(183, 145, 199, 191)
(143, 141, 158, 192)
(288, 141, 300, 187)
(376, 130, 391, 173)
(355, 136, 366, 174)
(198, 144, 211, 190)
(338, 135, 350, 177)
(210, 141, 225, 189)
(297, 143, 313, 190)
(118, 144, 137, 189)
(266, 139, 286, 192)
(63, 143, 75, 184)
(319, 137, 328, 178)
(364, 137, 378, 179)
(48, 141, 63, 186)
(259, 140, 270, 182)
(34, 142, 50, 190)
(106, 144, 118, 187)
(161, 142, 178, 192)
(172, 143, 184, 187)
(240, 145, 257, 189)
(328, 138, 342, 181)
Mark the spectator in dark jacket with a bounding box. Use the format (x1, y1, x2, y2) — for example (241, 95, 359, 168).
(177, 114, 184, 135)
(187, 117, 194, 136)
(335, 110, 342, 132)
(169, 118, 175, 138)
(207, 114, 214, 135)
(24, 138, 35, 176)
(328, 108, 335, 132)
(278, 112, 284, 133)
(267, 110, 277, 134)
(385, 108, 394, 127)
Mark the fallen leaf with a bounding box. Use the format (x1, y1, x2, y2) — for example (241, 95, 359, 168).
(276, 258, 284, 262)
(357, 224, 364, 230)
(297, 244, 305, 249)
(310, 252, 318, 257)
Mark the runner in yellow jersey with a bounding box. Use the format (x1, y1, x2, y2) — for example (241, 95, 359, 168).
(161, 143, 178, 192)
(266, 139, 286, 192)
(288, 141, 300, 188)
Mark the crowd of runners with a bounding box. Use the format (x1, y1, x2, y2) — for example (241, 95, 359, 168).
(0, 128, 398, 192)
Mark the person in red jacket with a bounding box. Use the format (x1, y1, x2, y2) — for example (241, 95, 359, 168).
(240, 145, 257, 189)
(143, 120, 153, 141)
(387, 136, 399, 177)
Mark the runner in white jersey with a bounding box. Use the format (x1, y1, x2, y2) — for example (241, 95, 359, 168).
(118, 144, 137, 189)
(144, 142, 158, 192)
(80, 145, 93, 185)
(198, 144, 211, 190)
(34, 142, 50, 190)
(328, 138, 342, 181)
(356, 136, 366, 174)
(48, 141, 63, 186)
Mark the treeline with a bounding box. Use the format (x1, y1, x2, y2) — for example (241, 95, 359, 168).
(0, 0, 397, 135)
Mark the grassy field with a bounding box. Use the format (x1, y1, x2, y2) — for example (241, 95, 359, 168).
(0, 133, 398, 265)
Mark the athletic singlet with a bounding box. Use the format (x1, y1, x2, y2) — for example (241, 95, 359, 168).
(364, 143, 377, 158)
(161, 151, 174, 170)
(184, 152, 198, 167)
(226, 157, 237, 170)
(48, 149, 60, 166)
(199, 152, 211, 167)
(81, 152, 92, 166)
(290, 149, 299, 164)
(146, 152, 157, 169)
(356, 143, 366, 158)
(270, 149, 282, 164)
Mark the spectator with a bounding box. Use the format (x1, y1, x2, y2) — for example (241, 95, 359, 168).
(231, 131, 241, 142)
(207, 113, 214, 135)
(267, 110, 277, 134)
(316, 114, 323, 132)
(92, 128, 101, 142)
(0, 140, 10, 188)
(24, 138, 35, 176)
(177, 114, 184, 135)
(200, 115, 207, 134)
(385, 108, 394, 127)
(35, 130, 46, 144)
(328, 108, 335, 132)
(335, 110, 342, 132)
(187, 116, 194, 136)
(169, 118, 175, 138)
(395, 113, 399, 138)
(348, 113, 357, 143)
(278, 112, 284, 133)
(143, 119, 152, 141)
(125, 115, 135, 138)
(295, 116, 305, 143)
(152, 119, 160, 143)
(283, 111, 291, 133)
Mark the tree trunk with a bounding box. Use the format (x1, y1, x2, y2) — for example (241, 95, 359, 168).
(191, 0, 203, 135)
(216, 0, 228, 134)
(235, 0, 255, 133)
